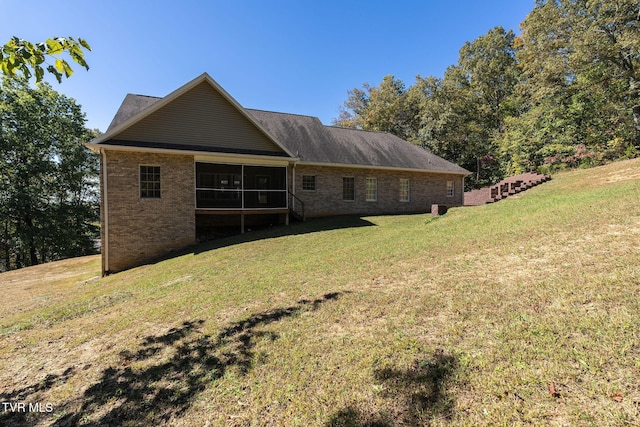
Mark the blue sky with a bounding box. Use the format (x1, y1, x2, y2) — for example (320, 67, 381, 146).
(4, 0, 534, 132)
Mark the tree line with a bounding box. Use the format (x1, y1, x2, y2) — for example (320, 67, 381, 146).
(1, 36, 96, 272)
(0, 78, 99, 271)
(334, 0, 640, 189)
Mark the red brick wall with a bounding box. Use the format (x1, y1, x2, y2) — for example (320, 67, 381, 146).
(292, 165, 464, 217)
(100, 153, 464, 273)
(103, 150, 195, 273)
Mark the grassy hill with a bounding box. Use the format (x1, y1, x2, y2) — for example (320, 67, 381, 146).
(1, 159, 639, 426)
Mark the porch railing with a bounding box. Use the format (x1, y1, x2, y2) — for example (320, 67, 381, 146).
(196, 188, 288, 209)
(288, 191, 305, 222)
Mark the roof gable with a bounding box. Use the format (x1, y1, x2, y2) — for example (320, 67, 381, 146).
(91, 73, 468, 174)
(92, 74, 294, 158)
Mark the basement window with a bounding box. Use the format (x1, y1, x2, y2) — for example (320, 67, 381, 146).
(140, 165, 161, 199)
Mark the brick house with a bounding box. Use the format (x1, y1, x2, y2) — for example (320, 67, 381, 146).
(88, 73, 469, 274)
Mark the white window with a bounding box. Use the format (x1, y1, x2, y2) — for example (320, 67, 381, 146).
(140, 165, 161, 199)
(366, 177, 377, 201)
(399, 179, 410, 202)
(447, 181, 455, 197)
(302, 175, 316, 191)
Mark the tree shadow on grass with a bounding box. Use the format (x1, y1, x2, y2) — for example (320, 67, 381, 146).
(0, 367, 77, 427)
(0, 292, 344, 426)
(326, 349, 458, 427)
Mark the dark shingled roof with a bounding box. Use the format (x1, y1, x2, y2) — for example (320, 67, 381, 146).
(107, 94, 161, 132)
(247, 109, 469, 174)
(106, 94, 469, 175)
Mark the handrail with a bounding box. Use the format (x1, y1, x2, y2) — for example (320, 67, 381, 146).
(288, 191, 305, 221)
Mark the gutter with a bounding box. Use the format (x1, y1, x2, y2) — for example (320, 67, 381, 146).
(295, 160, 471, 176)
(86, 142, 299, 164)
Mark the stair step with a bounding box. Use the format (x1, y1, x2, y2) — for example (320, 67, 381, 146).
(464, 173, 552, 206)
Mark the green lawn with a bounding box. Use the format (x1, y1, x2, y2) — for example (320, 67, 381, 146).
(1, 159, 639, 426)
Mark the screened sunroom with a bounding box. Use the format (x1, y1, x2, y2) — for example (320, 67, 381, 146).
(194, 162, 290, 239)
(195, 162, 287, 209)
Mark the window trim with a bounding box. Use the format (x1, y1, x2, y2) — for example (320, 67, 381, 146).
(399, 178, 410, 202)
(342, 176, 355, 201)
(302, 175, 317, 192)
(366, 177, 377, 202)
(139, 165, 161, 199)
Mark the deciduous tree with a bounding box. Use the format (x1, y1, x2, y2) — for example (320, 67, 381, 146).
(0, 78, 99, 271)
(499, 0, 639, 173)
(1, 36, 91, 83)
(333, 75, 421, 142)
(334, 3, 640, 183)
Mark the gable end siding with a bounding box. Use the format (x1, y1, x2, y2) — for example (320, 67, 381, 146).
(112, 82, 285, 155)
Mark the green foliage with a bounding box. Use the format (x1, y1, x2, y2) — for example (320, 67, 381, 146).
(0, 78, 99, 271)
(496, 0, 639, 173)
(336, 27, 518, 189)
(333, 75, 421, 142)
(1, 36, 91, 83)
(335, 2, 639, 185)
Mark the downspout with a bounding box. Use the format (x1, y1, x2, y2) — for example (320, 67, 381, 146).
(292, 162, 296, 211)
(101, 148, 109, 275)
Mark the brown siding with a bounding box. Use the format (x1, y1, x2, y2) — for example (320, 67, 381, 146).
(104, 151, 195, 273)
(292, 165, 464, 217)
(112, 82, 285, 154)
